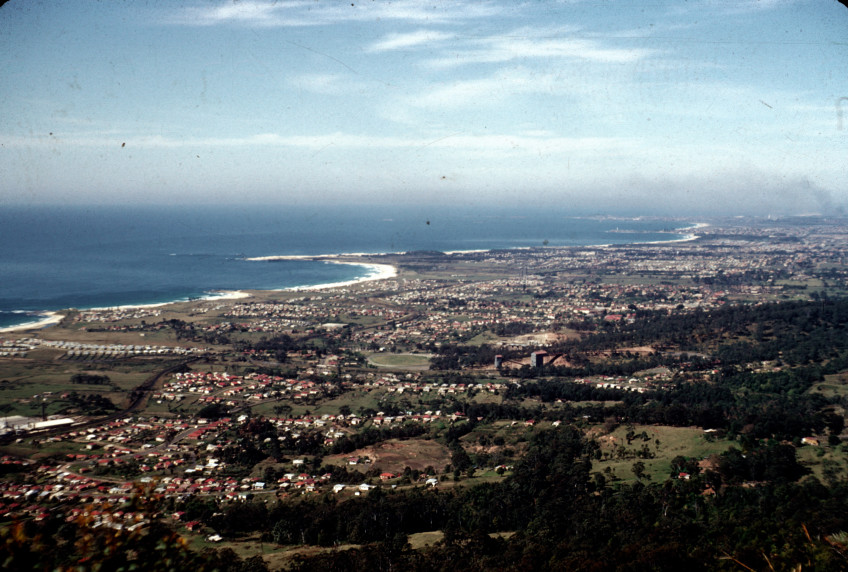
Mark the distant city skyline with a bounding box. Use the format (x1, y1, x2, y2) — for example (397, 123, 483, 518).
(1, 0, 846, 215)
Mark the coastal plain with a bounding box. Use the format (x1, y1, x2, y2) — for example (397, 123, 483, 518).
(3, 216, 848, 569)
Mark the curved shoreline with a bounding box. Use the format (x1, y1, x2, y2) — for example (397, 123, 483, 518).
(244, 257, 398, 291)
(0, 262, 398, 333)
(286, 262, 398, 291)
(0, 311, 65, 333)
(638, 222, 709, 245)
(0, 222, 699, 333)
(88, 289, 254, 312)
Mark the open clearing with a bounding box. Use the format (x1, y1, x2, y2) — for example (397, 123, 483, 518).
(811, 372, 848, 399)
(325, 438, 451, 473)
(366, 353, 432, 369)
(592, 424, 733, 482)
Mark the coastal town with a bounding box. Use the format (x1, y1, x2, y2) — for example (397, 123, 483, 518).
(2, 215, 848, 568)
(4, 0, 846, 566)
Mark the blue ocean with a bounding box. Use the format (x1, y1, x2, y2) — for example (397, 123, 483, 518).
(0, 204, 692, 329)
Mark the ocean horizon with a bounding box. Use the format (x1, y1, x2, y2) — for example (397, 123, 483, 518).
(0, 204, 693, 329)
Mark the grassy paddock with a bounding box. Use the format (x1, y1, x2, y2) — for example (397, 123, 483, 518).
(366, 353, 432, 369)
(796, 443, 848, 483)
(811, 373, 848, 399)
(465, 331, 502, 346)
(408, 530, 444, 550)
(308, 392, 383, 416)
(593, 424, 733, 483)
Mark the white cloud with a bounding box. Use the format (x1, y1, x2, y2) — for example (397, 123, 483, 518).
(668, 0, 802, 18)
(167, 0, 503, 28)
(706, 0, 801, 13)
(287, 73, 363, 94)
(410, 76, 516, 109)
(0, 130, 630, 156)
(424, 26, 656, 69)
(169, 1, 318, 27)
(403, 67, 571, 110)
(348, 2, 503, 24)
(367, 30, 456, 53)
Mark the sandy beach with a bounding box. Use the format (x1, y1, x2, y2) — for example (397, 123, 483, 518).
(245, 253, 396, 261)
(87, 290, 253, 312)
(668, 221, 709, 243)
(0, 291, 253, 334)
(0, 224, 696, 333)
(0, 311, 64, 333)
(287, 261, 398, 291)
(198, 290, 252, 302)
(244, 255, 398, 291)
(678, 222, 710, 234)
(0, 260, 397, 334)
(635, 222, 709, 246)
(442, 249, 494, 255)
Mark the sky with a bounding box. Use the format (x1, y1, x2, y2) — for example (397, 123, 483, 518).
(1, 0, 846, 215)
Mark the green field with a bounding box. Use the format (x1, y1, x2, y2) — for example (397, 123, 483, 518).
(465, 331, 502, 346)
(308, 391, 384, 416)
(593, 424, 733, 483)
(408, 530, 444, 550)
(796, 442, 848, 484)
(811, 373, 848, 399)
(366, 353, 432, 369)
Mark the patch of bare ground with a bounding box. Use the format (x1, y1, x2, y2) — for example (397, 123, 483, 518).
(264, 544, 362, 569)
(596, 434, 619, 448)
(595, 345, 656, 357)
(325, 439, 451, 473)
(546, 355, 576, 367)
(506, 332, 566, 345)
(467, 444, 500, 455)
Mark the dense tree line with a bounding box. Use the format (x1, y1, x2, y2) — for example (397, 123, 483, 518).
(281, 428, 848, 571)
(176, 427, 848, 570)
(493, 373, 832, 440)
(599, 297, 848, 362)
(429, 343, 498, 370)
(7, 425, 848, 570)
(70, 373, 111, 385)
(59, 391, 118, 415)
(433, 298, 848, 375)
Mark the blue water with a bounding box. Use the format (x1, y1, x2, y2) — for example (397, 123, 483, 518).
(0, 204, 692, 329)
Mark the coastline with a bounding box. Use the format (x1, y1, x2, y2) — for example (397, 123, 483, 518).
(0, 222, 700, 333)
(88, 290, 251, 312)
(0, 262, 397, 333)
(287, 263, 397, 291)
(0, 291, 253, 334)
(639, 221, 709, 245)
(246, 257, 399, 292)
(443, 248, 508, 255)
(0, 311, 64, 334)
(88, 289, 253, 312)
(85, 290, 251, 312)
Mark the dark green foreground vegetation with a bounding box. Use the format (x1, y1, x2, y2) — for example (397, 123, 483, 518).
(5, 298, 848, 570)
(4, 427, 848, 570)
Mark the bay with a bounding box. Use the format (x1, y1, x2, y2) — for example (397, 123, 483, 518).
(0, 204, 692, 328)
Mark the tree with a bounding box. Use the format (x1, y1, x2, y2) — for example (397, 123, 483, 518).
(450, 443, 472, 472)
(632, 461, 646, 481)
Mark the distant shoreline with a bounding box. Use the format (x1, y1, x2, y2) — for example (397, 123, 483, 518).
(0, 222, 698, 334)
(638, 222, 709, 245)
(0, 291, 254, 334)
(0, 262, 398, 334)
(246, 257, 399, 291)
(0, 311, 64, 334)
